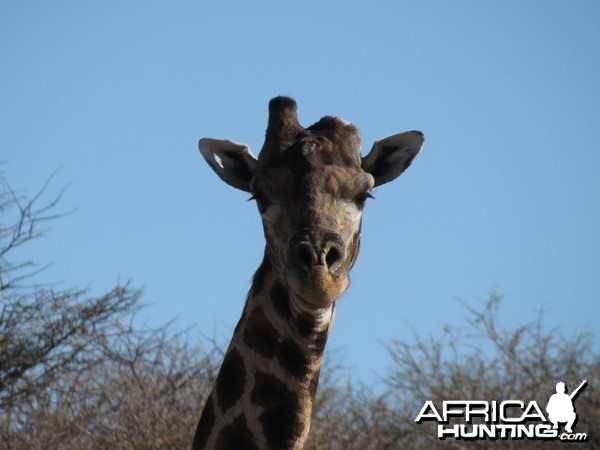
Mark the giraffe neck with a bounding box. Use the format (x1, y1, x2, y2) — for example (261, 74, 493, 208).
(193, 256, 335, 450)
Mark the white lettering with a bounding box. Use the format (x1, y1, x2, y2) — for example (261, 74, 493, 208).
(464, 400, 490, 423)
(522, 401, 546, 422)
(437, 424, 459, 438)
(443, 401, 466, 422)
(499, 400, 524, 422)
(537, 424, 558, 439)
(415, 401, 442, 423)
(415, 398, 586, 442)
(560, 432, 587, 441)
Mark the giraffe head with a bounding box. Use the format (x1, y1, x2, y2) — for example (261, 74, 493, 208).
(200, 97, 423, 308)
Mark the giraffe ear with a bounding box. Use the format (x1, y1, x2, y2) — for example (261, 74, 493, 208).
(199, 138, 258, 192)
(361, 131, 424, 187)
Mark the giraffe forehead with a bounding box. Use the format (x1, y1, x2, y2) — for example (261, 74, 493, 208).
(259, 115, 362, 167)
(256, 165, 372, 199)
(308, 166, 373, 197)
(255, 127, 369, 196)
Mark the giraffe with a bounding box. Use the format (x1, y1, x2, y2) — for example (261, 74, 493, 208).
(193, 96, 424, 449)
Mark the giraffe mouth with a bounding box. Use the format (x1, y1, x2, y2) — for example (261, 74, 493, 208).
(287, 264, 349, 308)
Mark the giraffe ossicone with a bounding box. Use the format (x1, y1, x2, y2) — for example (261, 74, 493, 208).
(193, 97, 424, 449)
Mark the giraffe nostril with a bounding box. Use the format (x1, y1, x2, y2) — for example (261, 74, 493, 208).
(293, 242, 316, 272)
(324, 244, 343, 272)
(292, 238, 345, 274)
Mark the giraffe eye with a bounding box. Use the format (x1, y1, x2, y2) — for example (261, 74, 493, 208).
(354, 192, 374, 208)
(249, 195, 270, 213)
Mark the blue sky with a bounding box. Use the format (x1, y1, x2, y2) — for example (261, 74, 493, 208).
(2, 1, 599, 385)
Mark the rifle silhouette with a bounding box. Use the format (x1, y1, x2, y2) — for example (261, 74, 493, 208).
(569, 379, 587, 400)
